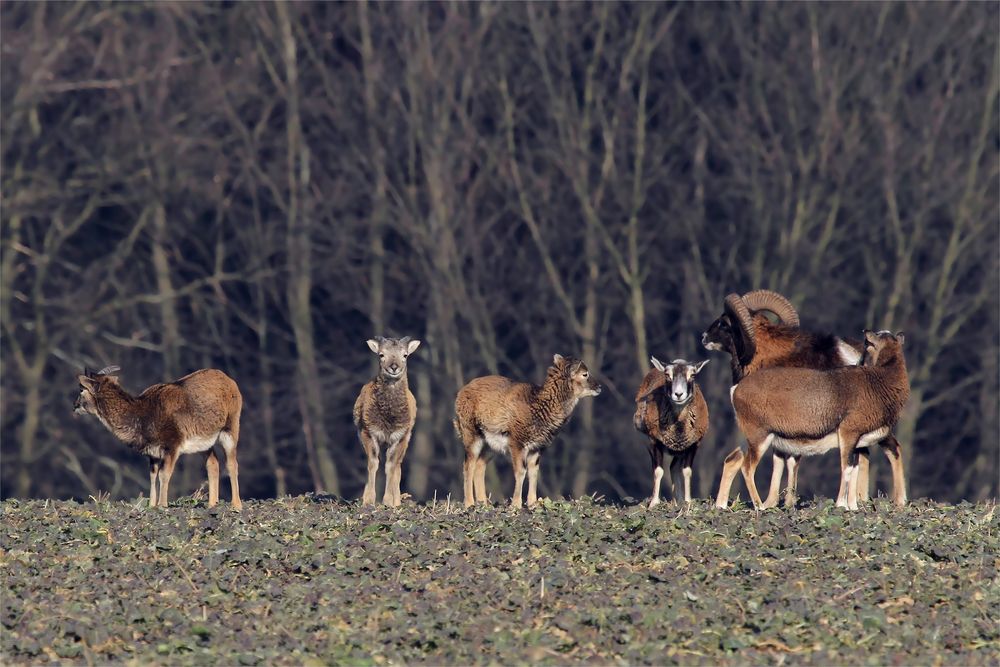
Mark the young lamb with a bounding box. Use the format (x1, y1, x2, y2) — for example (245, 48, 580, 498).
(633, 357, 710, 507)
(73, 366, 243, 510)
(454, 354, 601, 509)
(353, 336, 420, 507)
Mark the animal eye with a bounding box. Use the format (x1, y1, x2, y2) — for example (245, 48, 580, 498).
(403, 353, 408, 358)
(379, 353, 385, 359)
(582, 371, 589, 377)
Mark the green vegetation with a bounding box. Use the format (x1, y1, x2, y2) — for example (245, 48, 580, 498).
(2, 497, 997, 665)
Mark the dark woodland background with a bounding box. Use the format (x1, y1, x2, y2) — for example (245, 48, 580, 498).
(2, 2, 998, 504)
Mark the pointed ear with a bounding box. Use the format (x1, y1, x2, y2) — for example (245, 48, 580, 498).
(367, 339, 380, 354)
(693, 359, 710, 374)
(552, 354, 564, 365)
(864, 330, 878, 345)
(78, 375, 95, 391)
(650, 356, 666, 372)
(407, 339, 421, 354)
(894, 332, 905, 347)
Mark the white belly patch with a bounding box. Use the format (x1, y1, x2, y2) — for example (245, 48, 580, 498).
(179, 433, 220, 454)
(483, 432, 510, 455)
(370, 428, 408, 447)
(855, 427, 889, 449)
(771, 432, 840, 457)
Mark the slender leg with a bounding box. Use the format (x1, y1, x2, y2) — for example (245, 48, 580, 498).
(509, 447, 526, 509)
(526, 452, 541, 508)
(157, 450, 179, 508)
(845, 450, 861, 511)
(740, 434, 773, 509)
(880, 436, 907, 507)
(358, 430, 379, 506)
(856, 449, 871, 504)
(148, 457, 161, 508)
(459, 421, 481, 507)
(715, 447, 744, 509)
(681, 444, 698, 503)
(219, 431, 242, 511)
(205, 450, 220, 508)
(383, 454, 397, 507)
(463, 453, 476, 508)
(784, 455, 799, 507)
(474, 456, 488, 504)
(648, 443, 664, 508)
(668, 456, 682, 504)
(762, 453, 785, 509)
(392, 431, 412, 507)
(836, 431, 859, 510)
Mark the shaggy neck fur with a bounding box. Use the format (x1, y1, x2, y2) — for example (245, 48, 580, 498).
(91, 382, 143, 445)
(861, 350, 910, 418)
(529, 366, 578, 441)
(370, 372, 411, 428)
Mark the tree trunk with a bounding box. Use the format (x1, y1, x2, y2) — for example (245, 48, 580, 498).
(277, 2, 339, 495)
(406, 367, 433, 499)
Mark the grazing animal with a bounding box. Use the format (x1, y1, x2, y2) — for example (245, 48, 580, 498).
(633, 357, 710, 507)
(353, 336, 420, 507)
(455, 354, 602, 509)
(704, 290, 905, 508)
(74, 366, 243, 510)
(730, 330, 909, 511)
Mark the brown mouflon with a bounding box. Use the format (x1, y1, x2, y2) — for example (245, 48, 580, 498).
(74, 366, 243, 510)
(729, 330, 909, 511)
(454, 354, 601, 510)
(353, 336, 420, 507)
(704, 290, 906, 509)
(634, 357, 709, 507)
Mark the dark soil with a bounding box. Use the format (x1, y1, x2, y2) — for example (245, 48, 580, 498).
(2, 496, 997, 665)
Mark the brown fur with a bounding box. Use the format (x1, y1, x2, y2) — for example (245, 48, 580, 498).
(353, 336, 420, 507)
(74, 368, 243, 510)
(730, 331, 909, 511)
(633, 359, 710, 507)
(704, 296, 905, 509)
(454, 354, 601, 509)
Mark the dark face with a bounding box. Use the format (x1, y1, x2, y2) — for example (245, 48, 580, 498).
(651, 358, 709, 405)
(367, 336, 421, 380)
(702, 315, 735, 354)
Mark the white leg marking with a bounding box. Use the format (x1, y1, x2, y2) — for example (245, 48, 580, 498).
(650, 466, 664, 508)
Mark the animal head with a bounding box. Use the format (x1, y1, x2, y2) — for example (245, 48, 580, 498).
(861, 330, 905, 367)
(649, 357, 709, 406)
(551, 354, 602, 398)
(367, 336, 420, 380)
(73, 366, 121, 416)
(702, 290, 800, 365)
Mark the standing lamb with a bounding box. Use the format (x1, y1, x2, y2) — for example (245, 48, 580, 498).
(455, 354, 602, 509)
(354, 336, 420, 507)
(634, 357, 710, 507)
(73, 366, 243, 510)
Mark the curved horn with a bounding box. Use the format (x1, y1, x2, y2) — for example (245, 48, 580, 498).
(97, 365, 120, 376)
(741, 290, 800, 327)
(724, 293, 757, 366)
